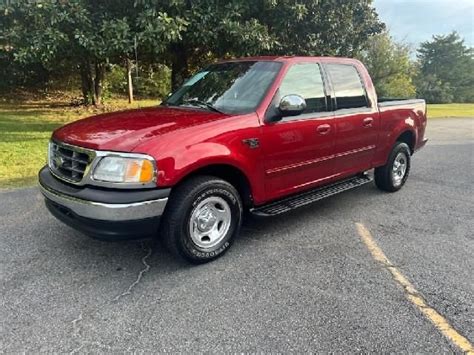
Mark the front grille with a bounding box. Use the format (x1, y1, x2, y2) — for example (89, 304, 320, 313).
(49, 141, 93, 183)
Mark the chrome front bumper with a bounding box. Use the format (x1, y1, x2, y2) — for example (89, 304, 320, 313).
(38, 165, 170, 240)
(40, 183, 168, 222)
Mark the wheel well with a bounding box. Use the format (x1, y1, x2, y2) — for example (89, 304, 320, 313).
(396, 131, 415, 154)
(182, 164, 254, 208)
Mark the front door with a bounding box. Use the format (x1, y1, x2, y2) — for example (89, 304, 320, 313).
(261, 62, 335, 201)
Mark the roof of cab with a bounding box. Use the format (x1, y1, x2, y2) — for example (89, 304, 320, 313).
(217, 55, 361, 64)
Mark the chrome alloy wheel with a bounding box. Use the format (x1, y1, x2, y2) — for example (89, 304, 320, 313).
(392, 152, 408, 186)
(189, 196, 232, 249)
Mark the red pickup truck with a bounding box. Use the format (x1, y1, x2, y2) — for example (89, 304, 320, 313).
(39, 56, 427, 263)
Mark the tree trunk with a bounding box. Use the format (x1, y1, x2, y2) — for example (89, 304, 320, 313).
(37, 64, 50, 93)
(171, 45, 189, 90)
(79, 62, 93, 105)
(93, 63, 106, 106)
(126, 58, 134, 104)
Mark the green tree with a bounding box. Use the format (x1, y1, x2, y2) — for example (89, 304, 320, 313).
(138, 0, 385, 89)
(3, 1, 91, 101)
(137, 0, 274, 89)
(257, 0, 384, 57)
(417, 32, 474, 103)
(358, 32, 416, 98)
(415, 74, 454, 104)
(1, 0, 183, 104)
(2, 0, 385, 101)
(0, 1, 58, 90)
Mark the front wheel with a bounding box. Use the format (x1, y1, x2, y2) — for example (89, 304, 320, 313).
(375, 142, 411, 192)
(159, 176, 242, 263)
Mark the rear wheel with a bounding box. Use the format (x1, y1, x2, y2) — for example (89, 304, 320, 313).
(159, 176, 242, 263)
(375, 142, 411, 192)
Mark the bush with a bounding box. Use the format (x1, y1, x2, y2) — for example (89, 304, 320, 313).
(416, 74, 454, 104)
(106, 63, 171, 100)
(377, 74, 416, 99)
(106, 65, 127, 94)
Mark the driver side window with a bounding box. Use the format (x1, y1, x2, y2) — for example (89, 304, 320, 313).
(279, 63, 327, 115)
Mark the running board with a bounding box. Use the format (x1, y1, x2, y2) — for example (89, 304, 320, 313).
(251, 174, 373, 217)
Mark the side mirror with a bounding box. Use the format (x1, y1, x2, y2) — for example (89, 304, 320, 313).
(279, 94, 306, 116)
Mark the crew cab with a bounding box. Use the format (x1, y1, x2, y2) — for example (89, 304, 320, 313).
(39, 56, 428, 263)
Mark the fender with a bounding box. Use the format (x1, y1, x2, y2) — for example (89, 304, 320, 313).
(131, 113, 265, 203)
(159, 142, 264, 204)
(373, 117, 417, 167)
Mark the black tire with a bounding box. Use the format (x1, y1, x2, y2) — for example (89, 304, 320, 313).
(374, 142, 411, 192)
(159, 175, 242, 264)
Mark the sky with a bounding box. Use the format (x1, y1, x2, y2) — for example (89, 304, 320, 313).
(374, 0, 473, 49)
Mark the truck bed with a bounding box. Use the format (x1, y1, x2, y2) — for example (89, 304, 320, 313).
(378, 98, 426, 107)
(375, 98, 427, 159)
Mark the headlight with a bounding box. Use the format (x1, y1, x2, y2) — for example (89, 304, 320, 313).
(92, 156, 155, 184)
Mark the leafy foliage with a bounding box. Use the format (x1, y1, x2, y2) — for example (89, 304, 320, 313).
(137, 0, 385, 87)
(258, 0, 385, 56)
(415, 74, 454, 104)
(107, 64, 171, 99)
(1, 0, 146, 104)
(358, 32, 416, 98)
(416, 32, 474, 103)
(2, 0, 386, 102)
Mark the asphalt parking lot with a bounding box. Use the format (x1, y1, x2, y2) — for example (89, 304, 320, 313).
(1, 118, 473, 352)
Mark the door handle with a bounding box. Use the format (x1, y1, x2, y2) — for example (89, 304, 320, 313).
(316, 124, 331, 135)
(363, 117, 374, 127)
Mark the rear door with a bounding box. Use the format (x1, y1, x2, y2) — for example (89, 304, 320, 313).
(324, 63, 379, 176)
(262, 62, 335, 201)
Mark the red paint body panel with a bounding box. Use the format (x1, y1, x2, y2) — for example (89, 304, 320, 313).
(133, 113, 267, 204)
(330, 61, 380, 177)
(51, 56, 427, 206)
(373, 100, 427, 166)
(53, 106, 231, 151)
(261, 114, 335, 200)
(332, 109, 379, 177)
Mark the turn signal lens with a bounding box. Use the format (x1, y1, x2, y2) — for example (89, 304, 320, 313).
(138, 159, 154, 183)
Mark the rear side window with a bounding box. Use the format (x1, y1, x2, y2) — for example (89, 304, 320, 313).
(325, 64, 368, 109)
(279, 63, 327, 114)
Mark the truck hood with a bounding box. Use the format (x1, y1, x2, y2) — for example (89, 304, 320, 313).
(53, 106, 230, 151)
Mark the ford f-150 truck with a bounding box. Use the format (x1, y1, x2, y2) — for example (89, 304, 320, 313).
(39, 56, 427, 263)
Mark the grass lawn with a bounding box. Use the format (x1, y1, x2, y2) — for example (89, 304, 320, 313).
(0, 98, 157, 188)
(1, 100, 473, 189)
(427, 103, 474, 118)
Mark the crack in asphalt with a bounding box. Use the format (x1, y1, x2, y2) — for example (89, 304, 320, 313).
(69, 343, 84, 354)
(68, 241, 154, 353)
(113, 241, 153, 302)
(71, 311, 83, 336)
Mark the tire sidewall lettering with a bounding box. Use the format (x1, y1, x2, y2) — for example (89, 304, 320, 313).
(182, 184, 240, 261)
(192, 187, 237, 208)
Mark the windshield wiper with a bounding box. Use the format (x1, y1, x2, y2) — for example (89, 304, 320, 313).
(180, 99, 224, 114)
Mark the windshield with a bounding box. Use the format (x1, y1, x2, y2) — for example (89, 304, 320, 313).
(165, 61, 282, 114)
